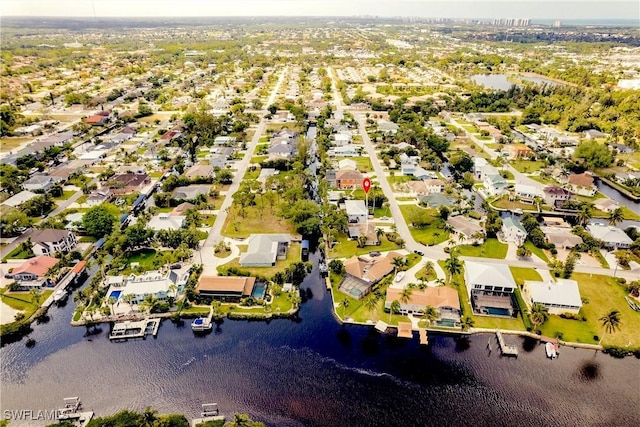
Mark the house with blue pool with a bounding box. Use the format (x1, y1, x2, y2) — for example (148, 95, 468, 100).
(464, 261, 517, 317)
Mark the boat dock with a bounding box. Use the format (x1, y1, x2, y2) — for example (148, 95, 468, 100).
(419, 329, 429, 345)
(496, 330, 519, 357)
(109, 318, 160, 340)
(57, 397, 93, 426)
(191, 403, 225, 427)
(192, 307, 214, 332)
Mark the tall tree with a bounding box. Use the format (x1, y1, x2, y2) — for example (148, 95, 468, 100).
(444, 252, 462, 285)
(599, 309, 622, 344)
(607, 207, 624, 226)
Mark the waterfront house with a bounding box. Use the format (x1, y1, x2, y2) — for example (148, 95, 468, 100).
(566, 173, 596, 197)
(240, 234, 291, 267)
(523, 279, 582, 315)
(464, 261, 517, 317)
(118, 265, 190, 305)
(31, 229, 77, 256)
(483, 173, 508, 196)
(501, 217, 527, 246)
(339, 252, 401, 299)
(8, 255, 59, 287)
(593, 198, 620, 213)
(542, 186, 573, 209)
(385, 286, 461, 324)
(513, 184, 540, 204)
(195, 275, 256, 301)
(540, 227, 583, 249)
(586, 224, 633, 249)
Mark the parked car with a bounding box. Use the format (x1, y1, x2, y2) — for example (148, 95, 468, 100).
(413, 249, 424, 256)
(369, 251, 381, 257)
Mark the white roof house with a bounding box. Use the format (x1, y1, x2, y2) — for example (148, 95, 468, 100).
(465, 261, 516, 299)
(240, 234, 291, 267)
(524, 279, 582, 315)
(120, 265, 190, 304)
(344, 200, 367, 224)
(586, 224, 633, 249)
(147, 214, 186, 231)
(1, 190, 38, 208)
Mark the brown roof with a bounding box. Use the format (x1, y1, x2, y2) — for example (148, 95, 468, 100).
(12, 255, 59, 277)
(543, 185, 572, 196)
(336, 169, 363, 181)
(567, 173, 594, 188)
(195, 276, 255, 295)
(171, 202, 195, 216)
(111, 173, 149, 188)
(386, 286, 460, 310)
(344, 251, 401, 284)
(30, 229, 73, 244)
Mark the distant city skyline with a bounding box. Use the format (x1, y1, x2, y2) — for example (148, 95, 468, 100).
(1, 0, 638, 21)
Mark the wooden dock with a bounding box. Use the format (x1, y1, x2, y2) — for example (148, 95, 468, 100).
(191, 403, 225, 427)
(496, 330, 519, 357)
(419, 329, 428, 345)
(109, 318, 160, 340)
(57, 397, 93, 426)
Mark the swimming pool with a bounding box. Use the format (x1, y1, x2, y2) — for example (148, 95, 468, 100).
(193, 318, 203, 325)
(251, 284, 266, 300)
(109, 290, 122, 300)
(486, 307, 511, 316)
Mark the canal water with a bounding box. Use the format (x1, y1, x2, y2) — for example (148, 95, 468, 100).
(2, 253, 639, 426)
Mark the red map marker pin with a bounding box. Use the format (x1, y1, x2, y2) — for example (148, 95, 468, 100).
(362, 177, 371, 194)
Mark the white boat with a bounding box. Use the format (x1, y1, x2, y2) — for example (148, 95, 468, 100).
(545, 342, 557, 359)
(394, 272, 405, 282)
(53, 289, 67, 303)
(191, 317, 213, 332)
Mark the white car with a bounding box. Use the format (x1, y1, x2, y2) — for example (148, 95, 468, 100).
(394, 272, 405, 282)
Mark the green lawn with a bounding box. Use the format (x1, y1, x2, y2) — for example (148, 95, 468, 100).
(336, 156, 372, 172)
(52, 190, 76, 201)
(2, 246, 34, 261)
(509, 267, 542, 286)
(473, 314, 528, 331)
(251, 155, 268, 164)
(399, 205, 450, 246)
(456, 238, 508, 259)
(222, 198, 296, 238)
(491, 195, 537, 211)
(218, 243, 302, 278)
(328, 234, 403, 259)
(0, 290, 53, 312)
(76, 194, 88, 204)
(510, 160, 546, 173)
(539, 273, 640, 347)
(524, 241, 550, 263)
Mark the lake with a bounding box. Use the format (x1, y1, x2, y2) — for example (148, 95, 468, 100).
(1, 253, 639, 426)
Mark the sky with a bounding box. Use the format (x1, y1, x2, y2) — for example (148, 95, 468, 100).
(0, 0, 638, 20)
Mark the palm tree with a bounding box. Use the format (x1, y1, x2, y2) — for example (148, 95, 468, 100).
(576, 204, 593, 226)
(423, 261, 435, 278)
(607, 207, 624, 226)
(291, 294, 302, 309)
(107, 297, 117, 315)
(341, 298, 350, 317)
(417, 277, 428, 290)
(399, 287, 413, 306)
(434, 277, 445, 287)
(140, 295, 158, 314)
(444, 253, 462, 285)
(460, 315, 474, 331)
(142, 407, 157, 427)
(422, 305, 439, 325)
(391, 256, 406, 274)
(363, 294, 379, 315)
(30, 288, 42, 306)
(168, 283, 178, 298)
(375, 227, 384, 242)
(599, 309, 622, 344)
(389, 300, 401, 322)
(529, 303, 549, 331)
(357, 234, 367, 248)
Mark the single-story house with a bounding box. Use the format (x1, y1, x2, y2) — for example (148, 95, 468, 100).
(586, 224, 633, 249)
(240, 234, 291, 267)
(385, 286, 461, 324)
(172, 184, 212, 200)
(23, 174, 60, 192)
(8, 255, 59, 283)
(465, 261, 517, 317)
(419, 193, 454, 209)
(1, 190, 38, 208)
(378, 121, 399, 134)
(446, 216, 484, 245)
(347, 222, 380, 246)
(147, 213, 186, 231)
(593, 198, 620, 213)
(107, 173, 150, 195)
(501, 217, 527, 246)
(170, 202, 195, 216)
(87, 190, 113, 207)
(523, 279, 582, 315)
(566, 173, 596, 197)
(184, 162, 215, 180)
(195, 275, 256, 300)
(31, 229, 77, 256)
(540, 227, 583, 249)
(339, 252, 401, 299)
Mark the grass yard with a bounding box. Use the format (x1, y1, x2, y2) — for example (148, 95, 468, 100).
(2, 246, 35, 261)
(222, 201, 296, 238)
(490, 197, 537, 212)
(218, 243, 302, 278)
(328, 234, 403, 259)
(509, 267, 542, 286)
(243, 169, 260, 180)
(373, 206, 392, 218)
(336, 156, 372, 172)
(456, 238, 508, 259)
(120, 249, 168, 274)
(540, 273, 640, 347)
(399, 205, 450, 246)
(524, 241, 550, 263)
(510, 160, 547, 173)
(52, 190, 76, 201)
(251, 155, 268, 164)
(0, 137, 32, 153)
(0, 290, 53, 314)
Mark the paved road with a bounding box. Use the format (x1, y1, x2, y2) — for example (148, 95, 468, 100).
(198, 66, 288, 274)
